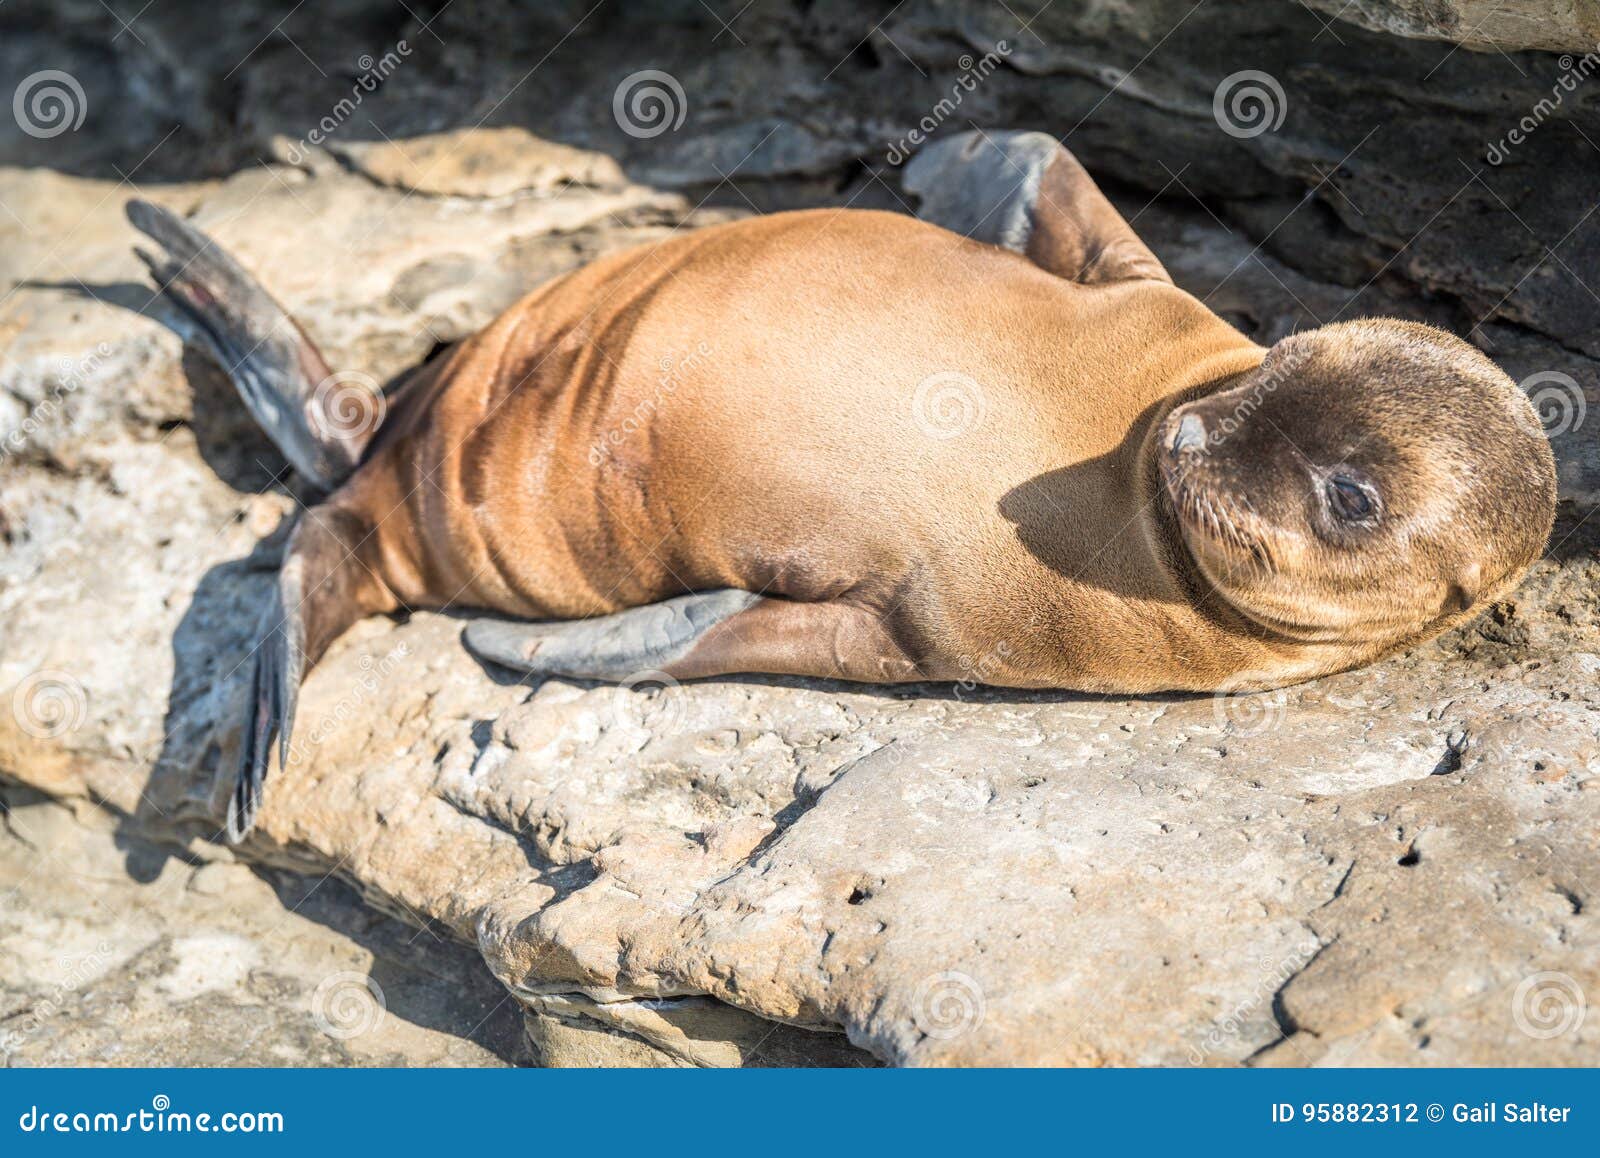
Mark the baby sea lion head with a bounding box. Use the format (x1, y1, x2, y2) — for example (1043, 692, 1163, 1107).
(1157, 318, 1556, 652)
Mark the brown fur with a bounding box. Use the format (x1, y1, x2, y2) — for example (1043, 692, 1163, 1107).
(315, 209, 1554, 694)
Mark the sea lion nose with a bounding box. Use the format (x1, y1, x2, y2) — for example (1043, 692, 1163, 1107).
(1170, 412, 1206, 454)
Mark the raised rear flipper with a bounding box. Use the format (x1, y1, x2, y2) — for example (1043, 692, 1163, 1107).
(126, 199, 374, 492)
(904, 130, 1171, 285)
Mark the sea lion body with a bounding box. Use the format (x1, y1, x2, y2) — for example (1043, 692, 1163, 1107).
(348, 209, 1271, 691)
(126, 130, 1555, 839)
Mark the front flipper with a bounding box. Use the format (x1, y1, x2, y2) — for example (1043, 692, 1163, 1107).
(463, 590, 759, 681)
(904, 130, 1171, 285)
(464, 592, 936, 686)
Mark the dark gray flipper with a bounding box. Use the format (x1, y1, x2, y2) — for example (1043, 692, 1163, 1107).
(905, 130, 1062, 254)
(228, 505, 394, 841)
(462, 589, 759, 681)
(905, 130, 1171, 285)
(126, 199, 373, 492)
(230, 564, 304, 841)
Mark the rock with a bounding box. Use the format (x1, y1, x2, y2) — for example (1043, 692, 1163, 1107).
(325, 127, 629, 199)
(0, 788, 528, 1066)
(1, 0, 1597, 1066)
(1301, 1, 1600, 52)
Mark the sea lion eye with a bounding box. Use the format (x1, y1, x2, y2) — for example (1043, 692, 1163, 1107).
(1326, 474, 1377, 522)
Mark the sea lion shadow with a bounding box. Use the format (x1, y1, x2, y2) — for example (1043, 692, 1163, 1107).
(40, 277, 293, 492)
(996, 395, 1185, 605)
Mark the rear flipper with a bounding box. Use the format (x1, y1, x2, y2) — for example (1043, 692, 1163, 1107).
(230, 505, 396, 841)
(126, 199, 375, 492)
(904, 130, 1171, 286)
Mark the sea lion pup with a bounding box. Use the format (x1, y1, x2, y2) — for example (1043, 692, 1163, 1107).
(127, 130, 1555, 839)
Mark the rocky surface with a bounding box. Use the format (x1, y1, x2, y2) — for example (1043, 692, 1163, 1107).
(0, 786, 528, 1066)
(1, 0, 1596, 1065)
